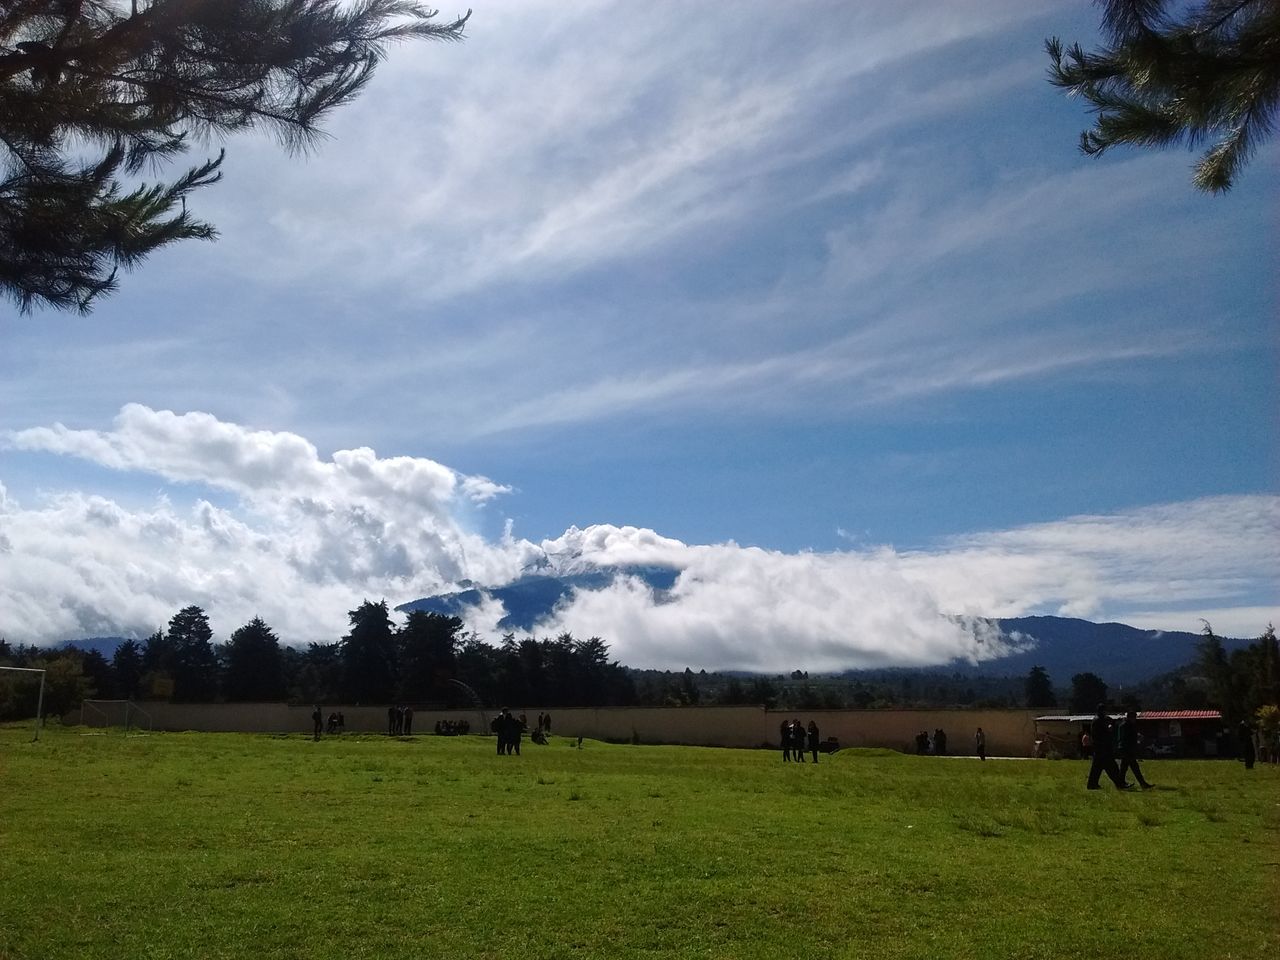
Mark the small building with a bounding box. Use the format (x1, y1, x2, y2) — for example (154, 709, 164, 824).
(1033, 710, 1224, 758)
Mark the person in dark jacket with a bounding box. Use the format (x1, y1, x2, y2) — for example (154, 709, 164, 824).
(492, 710, 506, 755)
(1086, 704, 1128, 790)
(1117, 709, 1152, 788)
(780, 720, 791, 762)
(1239, 720, 1256, 770)
(807, 720, 820, 763)
(311, 705, 323, 741)
(506, 709, 522, 755)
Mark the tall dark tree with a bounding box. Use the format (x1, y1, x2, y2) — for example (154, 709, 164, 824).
(112, 637, 143, 699)
(0, 1, 469, 312)
(222, 616, 286, 702)
(454, 632, 498, 705)
(77, 647, 113, 699)
(166, 605, 218, 701)
(747, 676, 780, 710)
(139, 628, 177, 699)
(1069, 671, 1109, 713)
(1195, 620, 1237, 718)
(340, 599, 397, 703)
(397, 610, 461, 702)
(1024, 665, 1058, 709)
(1047, 0, 1280, 192)
(286, 641, 343, 705)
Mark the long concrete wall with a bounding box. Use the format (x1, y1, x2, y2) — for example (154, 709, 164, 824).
(93, 702, 1041, 756)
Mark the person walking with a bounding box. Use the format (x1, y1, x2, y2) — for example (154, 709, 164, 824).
(1086, 704, 1128, 790)
(311, 704, 323, 741)
(807, 720, 820, 763)
(975, 727, 986, 761)
(1239, 720, 1256, 770)
(1116, 709, 1152, 788)
(780, 720, 791, 762)
(403, 705, 414, 736)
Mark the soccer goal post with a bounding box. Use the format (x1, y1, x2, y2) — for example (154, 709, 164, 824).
(0, 665, 47, 742)
(79, 699, 154, 733)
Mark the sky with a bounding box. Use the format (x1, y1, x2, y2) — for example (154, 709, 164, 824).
(0, 1, 1276, 671)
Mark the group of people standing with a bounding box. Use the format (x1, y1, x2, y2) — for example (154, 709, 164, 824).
(387, 704, 414, 736)
(780, 719, 821, 763)
(491, 708, 525, 755)
(915, 728, 948, 755)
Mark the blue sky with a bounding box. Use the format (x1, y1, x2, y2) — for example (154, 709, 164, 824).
(0, 1, 1276, 668)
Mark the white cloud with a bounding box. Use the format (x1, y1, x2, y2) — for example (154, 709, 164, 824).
(1, 407, 525, 642)
(2, 408, 1274, 670)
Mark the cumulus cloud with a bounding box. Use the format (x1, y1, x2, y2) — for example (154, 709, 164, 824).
(1, 407, 525, 643)
(2, 408, 1275, 668)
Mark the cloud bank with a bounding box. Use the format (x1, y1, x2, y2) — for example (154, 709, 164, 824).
(2, 407, 1275, 669)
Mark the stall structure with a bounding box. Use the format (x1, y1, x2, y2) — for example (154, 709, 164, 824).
(1032, 710, 1224, 759)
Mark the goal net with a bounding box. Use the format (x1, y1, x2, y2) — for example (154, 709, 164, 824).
(79, 699, 154, 733)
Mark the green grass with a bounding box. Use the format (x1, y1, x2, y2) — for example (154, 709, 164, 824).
(1, 725, 1277, 960)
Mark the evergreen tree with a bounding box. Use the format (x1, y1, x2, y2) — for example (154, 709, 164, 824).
(287, 641, 342, 704)
(1024, 665, 1057, 709)
(112, 637, 143, 699)
(1195, 620, 1237, 719)
(166, 605, 218, 701)
(78, 647, 113, 699)
(0, 0, 469, 312)
(1047, 0, 1280, 192)
(1069, 671, 1109, 713)
(397, 610, 461, 701)
(38, 652, 92, 715)
(223, 616, 286, 701)
(747, 676, 779, 709)
(340, 599, 397, 703)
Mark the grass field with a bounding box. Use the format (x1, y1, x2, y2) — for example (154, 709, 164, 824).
(1, 724, 1277, 960)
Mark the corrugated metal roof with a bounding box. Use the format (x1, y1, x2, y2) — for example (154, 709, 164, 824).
(1035, 710, 1222, 722)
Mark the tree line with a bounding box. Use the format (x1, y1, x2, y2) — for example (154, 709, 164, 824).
(0, 600, 638, 719)
(3, 609, 1276, 729)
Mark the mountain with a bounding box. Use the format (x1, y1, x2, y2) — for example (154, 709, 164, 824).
(961, 616, 1246, 686)
(399, 569, 1247, 684)
(397, 566, 680, 631)
(59, 637, 130, 659)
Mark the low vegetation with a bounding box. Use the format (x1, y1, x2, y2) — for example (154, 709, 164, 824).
(1, 724, 1276, 959)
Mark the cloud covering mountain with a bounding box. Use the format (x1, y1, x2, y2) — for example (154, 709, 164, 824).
(2, 407, 1275, 671)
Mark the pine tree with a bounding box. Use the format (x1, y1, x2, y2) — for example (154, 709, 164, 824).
(1024, 665, 1057, 709)
(1047, 0, 1280, 192)
(397, 610, 461, 701)
(223, 616, 286, 701)
(0, 1, 469, 312)
(166, 604, 218, 701)
(340, 599, 397, 703)
(112, 637, 143, 698)
(1069, 671, 1109, 713)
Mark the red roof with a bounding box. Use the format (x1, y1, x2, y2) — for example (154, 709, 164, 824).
(1036, 710, 1223, 722)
